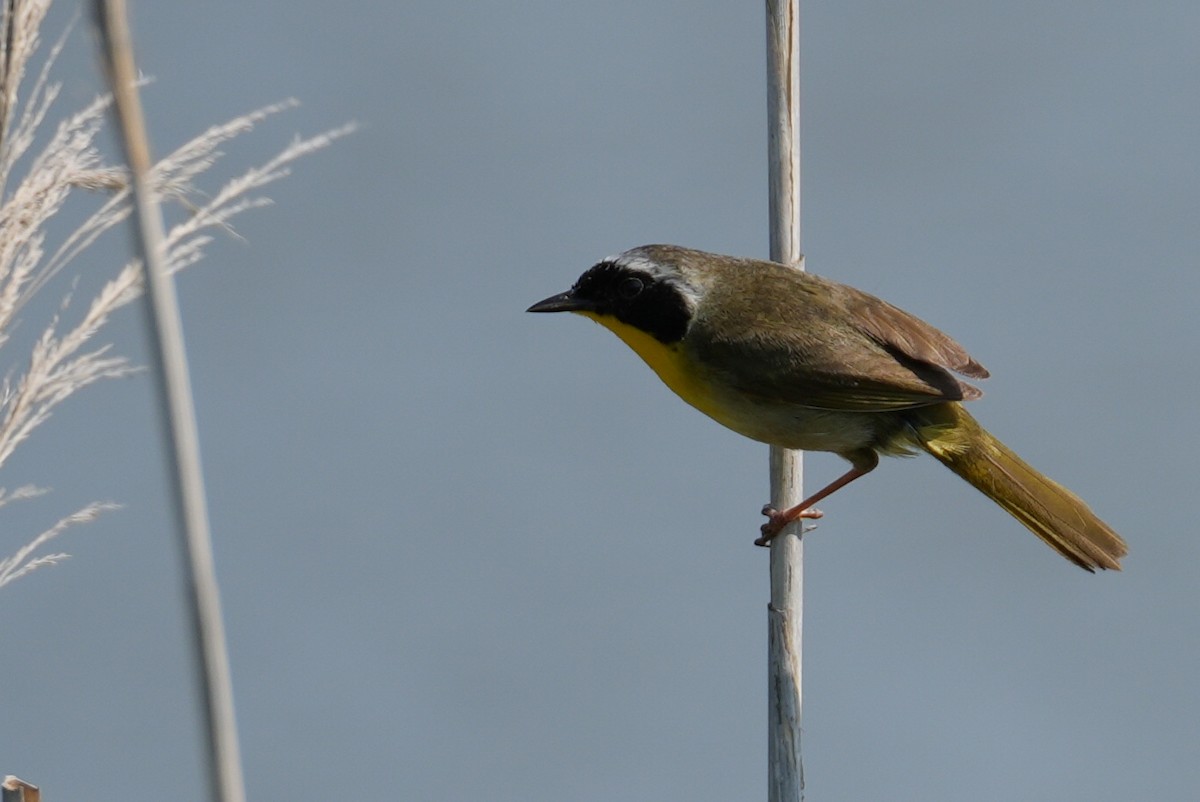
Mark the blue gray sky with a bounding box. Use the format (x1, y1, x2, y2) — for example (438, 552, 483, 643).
(3, 2, 1198, 800)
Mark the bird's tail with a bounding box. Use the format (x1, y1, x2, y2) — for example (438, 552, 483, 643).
(914, 404, 1127, 572)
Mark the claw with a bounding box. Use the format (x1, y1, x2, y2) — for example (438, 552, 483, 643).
(755, 504, 823, 547)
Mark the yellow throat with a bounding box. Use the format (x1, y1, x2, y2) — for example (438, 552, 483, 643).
(578, 310, 724, 421)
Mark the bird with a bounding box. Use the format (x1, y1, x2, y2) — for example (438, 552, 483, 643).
(527, 244, 1127, 572)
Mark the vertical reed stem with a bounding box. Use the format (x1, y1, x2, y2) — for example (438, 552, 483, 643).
(765, 1, 804, 799)
(93, 4, 246, 801)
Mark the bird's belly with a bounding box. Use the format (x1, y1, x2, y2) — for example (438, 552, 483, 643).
(649, 348, 883, 452)
(696, 387, 881, 453)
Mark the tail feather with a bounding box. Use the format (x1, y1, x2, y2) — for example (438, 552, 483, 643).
(915, 404, 1127, 572)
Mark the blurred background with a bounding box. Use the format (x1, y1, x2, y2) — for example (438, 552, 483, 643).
(3, 2, 1197, 800)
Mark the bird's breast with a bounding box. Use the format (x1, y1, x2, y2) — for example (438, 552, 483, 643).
(580, 311, 883, 453)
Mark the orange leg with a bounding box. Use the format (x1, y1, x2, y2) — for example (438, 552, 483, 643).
(755, 451, 880, 546)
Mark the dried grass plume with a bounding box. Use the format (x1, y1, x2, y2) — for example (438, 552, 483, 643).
(0, 0, 352, 587)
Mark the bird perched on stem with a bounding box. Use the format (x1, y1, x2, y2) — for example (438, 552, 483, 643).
(528, 245, 1127, 572)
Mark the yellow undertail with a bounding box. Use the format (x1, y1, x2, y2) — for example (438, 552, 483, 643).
(915, 404, 1127, 572)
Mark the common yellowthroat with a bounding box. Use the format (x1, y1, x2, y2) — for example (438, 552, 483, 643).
(528, 244, 1127, 572)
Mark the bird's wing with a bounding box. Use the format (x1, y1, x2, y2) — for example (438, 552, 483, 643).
(689, 269, 988, 413)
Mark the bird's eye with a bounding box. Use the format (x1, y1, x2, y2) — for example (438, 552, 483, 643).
(617, 277, 644, 300)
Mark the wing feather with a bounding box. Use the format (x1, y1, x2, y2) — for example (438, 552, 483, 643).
(686, 264, 987, 413)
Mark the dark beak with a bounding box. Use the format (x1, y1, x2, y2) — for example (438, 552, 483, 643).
(527, 289, 592, 314)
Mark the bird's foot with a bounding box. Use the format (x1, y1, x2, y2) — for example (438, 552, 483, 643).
(754, 504, 823, 547)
